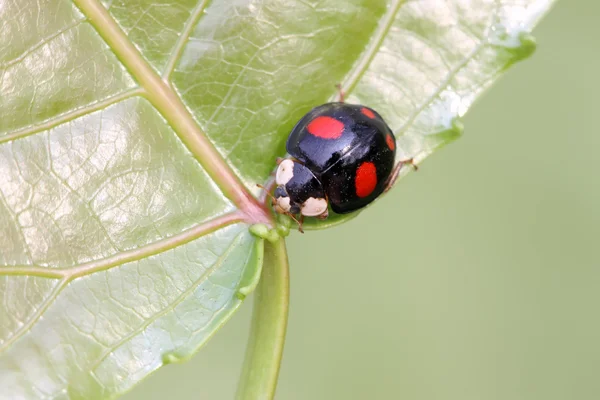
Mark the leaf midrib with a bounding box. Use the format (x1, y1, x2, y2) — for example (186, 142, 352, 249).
(72, 0, 270, 224)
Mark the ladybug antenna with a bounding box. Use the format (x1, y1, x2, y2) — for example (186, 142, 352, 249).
(256, 183, 277, 205)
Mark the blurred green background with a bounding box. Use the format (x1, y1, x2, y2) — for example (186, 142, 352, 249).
(125, 2, 599, 399)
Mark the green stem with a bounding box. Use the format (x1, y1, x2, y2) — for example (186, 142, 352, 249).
(236, 238, 290, 400)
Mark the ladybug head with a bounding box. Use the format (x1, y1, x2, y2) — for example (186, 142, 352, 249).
(274, 159, 329, 219)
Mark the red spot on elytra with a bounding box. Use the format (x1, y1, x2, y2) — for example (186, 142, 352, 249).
(386, 134, 395, 150)
(361, 107, 376, 119)
(307, 116, 344, 139)
(355, 161, 378, 198)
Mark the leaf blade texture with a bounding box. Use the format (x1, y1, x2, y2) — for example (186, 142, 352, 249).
(0, 0, 554, 398)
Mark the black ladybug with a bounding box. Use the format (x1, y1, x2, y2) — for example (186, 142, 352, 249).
(271, 102, 414, 231)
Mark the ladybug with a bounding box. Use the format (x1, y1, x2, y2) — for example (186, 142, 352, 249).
(268, 101, 414, 232)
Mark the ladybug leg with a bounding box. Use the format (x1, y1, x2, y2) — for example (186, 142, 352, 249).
(335, 83, 346, 103)
(286, 212, 304, 233)
(316, 208, 329, 220)
(384, 158, 418, 193)
(257, 184, 304, 233)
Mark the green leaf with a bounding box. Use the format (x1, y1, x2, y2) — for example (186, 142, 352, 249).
(0, 0, 554, 399)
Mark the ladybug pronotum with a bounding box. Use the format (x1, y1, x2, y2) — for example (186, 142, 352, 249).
(269, 101, 413, 232)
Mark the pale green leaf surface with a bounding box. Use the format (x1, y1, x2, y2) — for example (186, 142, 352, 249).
(1, 226, 260, 399)
(0, 2, 135, 136)
(0, 0, 553, 398)
(171, 0, 552, 190)
(102, 0, 203, 72)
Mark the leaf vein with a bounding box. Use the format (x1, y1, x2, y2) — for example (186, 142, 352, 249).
(88, 231, 246, 373)
(394, 10, 497, 138)
(0, 211, 243, 279)
(0, 20, 83, 69)
(0, 279, 67, 352)
(337, 0, 406, 98)
(162, 0, 212, 80)
(0, 89, 143, 144)
(71, 0, 270, 223)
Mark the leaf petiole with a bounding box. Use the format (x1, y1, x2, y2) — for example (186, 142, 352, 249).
(236, 238, 290, 400)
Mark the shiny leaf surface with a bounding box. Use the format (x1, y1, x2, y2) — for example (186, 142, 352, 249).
(0, 0, 554, 398)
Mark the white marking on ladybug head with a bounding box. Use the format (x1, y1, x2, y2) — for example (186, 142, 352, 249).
(274, 195, 291, 214)
(275, 159, 294, 186)
(300, 197, 328, 217)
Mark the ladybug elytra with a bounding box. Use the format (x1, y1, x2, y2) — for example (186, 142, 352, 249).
(268, 101, 414, 232)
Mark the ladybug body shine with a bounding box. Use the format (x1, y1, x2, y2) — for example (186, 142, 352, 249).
(274, 102, 400, 224)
